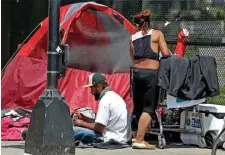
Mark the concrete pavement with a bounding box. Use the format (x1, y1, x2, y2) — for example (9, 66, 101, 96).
(1, 141, 225, 155)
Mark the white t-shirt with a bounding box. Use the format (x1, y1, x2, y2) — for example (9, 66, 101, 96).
(95, 91, 132, 144)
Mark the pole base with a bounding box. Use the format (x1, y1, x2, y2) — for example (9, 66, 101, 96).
(24, 89, 75, 155)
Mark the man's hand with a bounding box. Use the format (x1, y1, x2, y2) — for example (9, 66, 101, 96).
(72, 111, 83, 121)
(72, 111, 95, 123)
(73, 119, 83, 126)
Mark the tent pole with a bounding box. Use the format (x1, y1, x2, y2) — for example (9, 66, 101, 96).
(24, 0, 75, 154)
(1, 23, 41, 75)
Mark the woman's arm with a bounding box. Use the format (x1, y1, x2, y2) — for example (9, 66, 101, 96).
(158, 31, 171, 57)
(129, 36, 135, 62)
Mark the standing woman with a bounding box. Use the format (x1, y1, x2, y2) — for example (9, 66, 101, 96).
(129, 9, 171, 149)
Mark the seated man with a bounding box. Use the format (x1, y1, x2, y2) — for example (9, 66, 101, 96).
(72, 107, 102, 144)
(73, 72, 132, 144)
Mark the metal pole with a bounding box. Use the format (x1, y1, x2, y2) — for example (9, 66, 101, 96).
(24, 0, 75, 154)
(211, 127, 225, 155)
(47, 0, 60, 89)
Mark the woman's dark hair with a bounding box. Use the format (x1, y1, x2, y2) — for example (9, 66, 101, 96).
(133, 9, 151, 27)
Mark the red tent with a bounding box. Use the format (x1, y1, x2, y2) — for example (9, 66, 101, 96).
(1, 2, 136, 114)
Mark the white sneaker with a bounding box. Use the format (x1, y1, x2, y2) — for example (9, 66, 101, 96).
(132, 141, 156, 149)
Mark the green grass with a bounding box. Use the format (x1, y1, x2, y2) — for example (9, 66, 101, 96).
(207, 85, 225, 105)
(184, 49, 200, 58)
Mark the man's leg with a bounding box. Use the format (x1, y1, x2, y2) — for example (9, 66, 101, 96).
(73, 126, 102, 143)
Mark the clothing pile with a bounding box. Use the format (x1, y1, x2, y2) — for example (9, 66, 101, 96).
(158, 55, 220, 100)
(1, 108, 32, 141)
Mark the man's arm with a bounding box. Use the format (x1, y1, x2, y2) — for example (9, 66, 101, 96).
(94, 123, 105, 133)
(80, 114, 95, 123)
(73, 119, 105, 133)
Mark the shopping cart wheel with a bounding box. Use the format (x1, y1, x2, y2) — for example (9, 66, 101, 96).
(158, 136, 166, 149)
(205, 131, 217, 148)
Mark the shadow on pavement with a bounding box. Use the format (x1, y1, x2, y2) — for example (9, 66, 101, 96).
(1, 144, 24, 150)
(145, 140, 196, 149)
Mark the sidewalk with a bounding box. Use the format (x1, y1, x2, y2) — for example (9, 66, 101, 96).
(1, 141, 224, 155)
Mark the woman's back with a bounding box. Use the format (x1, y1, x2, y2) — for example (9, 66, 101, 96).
(130, 29, 170, 70)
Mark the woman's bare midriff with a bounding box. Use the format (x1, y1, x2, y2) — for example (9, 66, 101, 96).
(134, 58, 159, 70)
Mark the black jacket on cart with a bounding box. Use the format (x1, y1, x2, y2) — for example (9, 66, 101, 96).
(158, 55, 220, 100)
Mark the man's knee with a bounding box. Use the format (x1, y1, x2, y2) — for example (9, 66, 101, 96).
(73, 127, 95, 136)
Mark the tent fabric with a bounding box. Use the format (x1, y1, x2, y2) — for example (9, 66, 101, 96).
(1, 2, 136, 114)
(1, 116, 30, 141)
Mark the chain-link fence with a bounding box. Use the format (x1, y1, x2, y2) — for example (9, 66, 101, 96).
(95, 0, 225, 105)
(169, 43, 225, 105)
(3, 0, 224, 104)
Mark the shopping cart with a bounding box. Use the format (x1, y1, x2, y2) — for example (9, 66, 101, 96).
(211, 118, 225, 155)
(147, 88, 207, 149)
(147, 87, 225, 149)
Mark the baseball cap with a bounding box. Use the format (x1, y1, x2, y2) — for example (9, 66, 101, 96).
(83, 72, 106, 88)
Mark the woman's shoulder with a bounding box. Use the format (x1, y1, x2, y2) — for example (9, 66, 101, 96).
(151, 29, 164, 36)
(132, 30, 142, 36)
(131, 31, 142, 41)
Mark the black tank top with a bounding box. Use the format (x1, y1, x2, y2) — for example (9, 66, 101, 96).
(132, 29, 159, 61)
